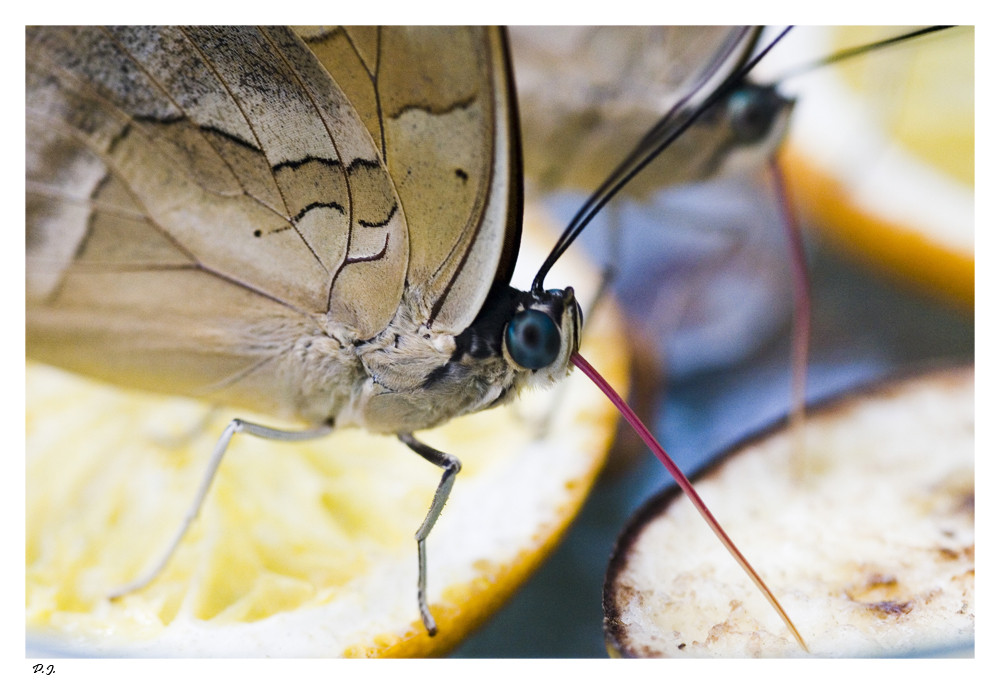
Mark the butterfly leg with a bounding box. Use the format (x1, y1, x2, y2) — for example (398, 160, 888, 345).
(109, 418, 332, 599)
(595, 197, 623, 309)
(398, 432, 462, 637)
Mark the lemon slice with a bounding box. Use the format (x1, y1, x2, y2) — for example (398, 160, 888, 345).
(26, 205, 627, 657)
(604, 365, 973, 657)
(771, 26, 974, 306)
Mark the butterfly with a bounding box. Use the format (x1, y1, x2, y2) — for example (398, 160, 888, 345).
(26, 25, 586, 637)
(25, 25, 807, 646)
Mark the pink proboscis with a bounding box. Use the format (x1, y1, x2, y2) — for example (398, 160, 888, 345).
(571, 352, 808, 652)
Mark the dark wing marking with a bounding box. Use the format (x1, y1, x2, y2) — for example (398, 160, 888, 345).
(298, 26, 522, 335)
(26, 26, 413, 412)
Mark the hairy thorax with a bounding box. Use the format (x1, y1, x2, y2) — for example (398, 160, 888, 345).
(296, 285, 578, 435)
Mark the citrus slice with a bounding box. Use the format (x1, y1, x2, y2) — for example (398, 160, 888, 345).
(604, 365, 974, 657)
(771, 26, 974, 306)
(26, 205, 628, 658)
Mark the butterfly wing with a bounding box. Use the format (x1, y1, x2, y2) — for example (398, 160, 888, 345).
(511, 26, 768, 197)
(297, 26, 522, 334)
(26, 26, 519, 417)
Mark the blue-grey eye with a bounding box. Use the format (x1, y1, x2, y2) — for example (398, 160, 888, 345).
(727, 86, 780, 143)
(505, 309, 561, 369)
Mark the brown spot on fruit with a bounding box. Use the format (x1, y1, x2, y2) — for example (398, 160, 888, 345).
(867, 601, 913, 618)
(847, 573, 904, 603)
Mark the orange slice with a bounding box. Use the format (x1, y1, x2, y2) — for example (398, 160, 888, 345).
(605, 365, 974, 657)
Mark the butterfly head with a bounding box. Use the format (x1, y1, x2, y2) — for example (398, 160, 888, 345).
(721, 82, 792, 147)
(502, 286, 582, 387)
(706, 81, 795, 176)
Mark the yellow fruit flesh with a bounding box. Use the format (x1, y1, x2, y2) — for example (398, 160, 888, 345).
(831, 27, 974, 188)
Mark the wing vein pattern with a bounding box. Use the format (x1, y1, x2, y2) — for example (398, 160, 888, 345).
(26, 25, 520, 421)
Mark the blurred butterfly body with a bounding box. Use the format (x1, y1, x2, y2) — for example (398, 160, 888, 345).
(26, 26, 580, 435)
(511, 26, 794, 199)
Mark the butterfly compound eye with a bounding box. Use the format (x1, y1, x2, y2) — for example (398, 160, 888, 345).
(505, 309, 561, 370)
(727, 85, 783, 144)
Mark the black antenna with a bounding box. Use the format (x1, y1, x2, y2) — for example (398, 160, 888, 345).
(531, 26, 755, 295)
(776, 25, 954, 82)
(532, 26, 792, 294)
